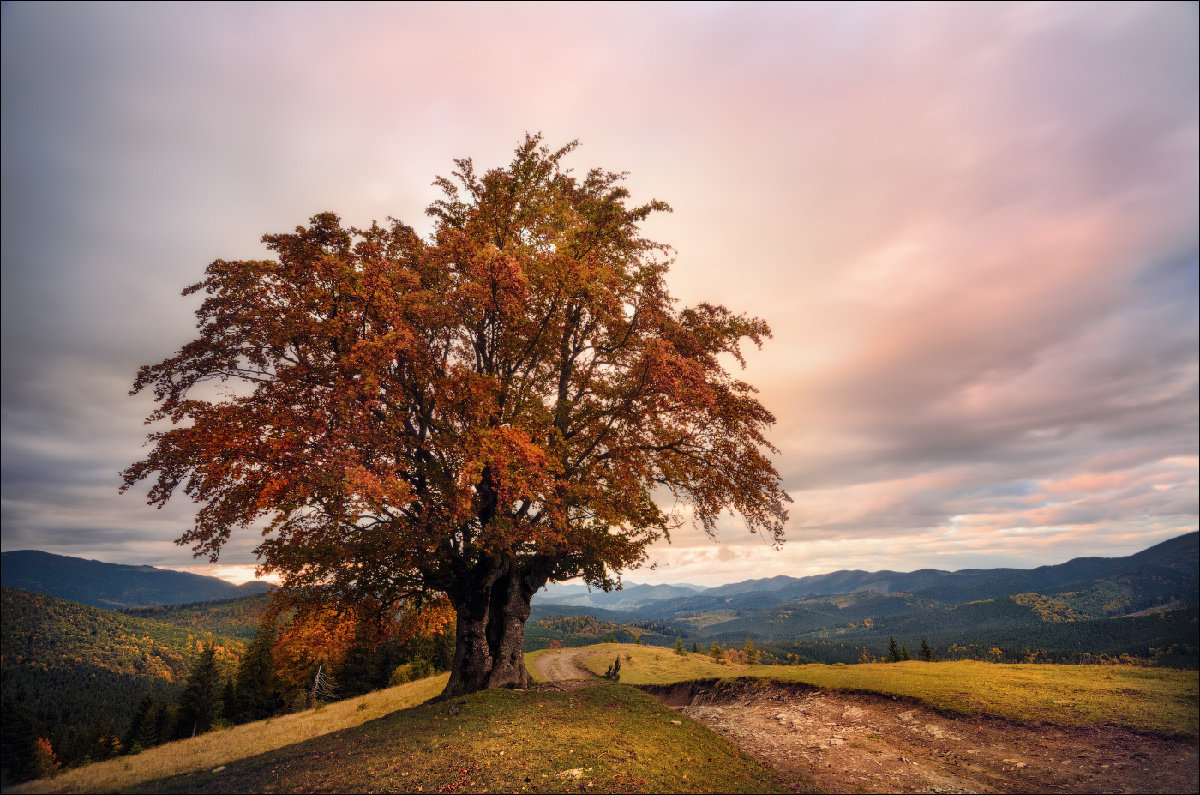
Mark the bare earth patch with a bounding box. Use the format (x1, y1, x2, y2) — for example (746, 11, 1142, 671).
(645, 680, 1199, 794)
(530, 647, 599, 690)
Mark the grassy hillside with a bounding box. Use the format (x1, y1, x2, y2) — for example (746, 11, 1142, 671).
(565, 644, 1200, 737)
(13, 678, 788, 794)
(8, 675, 449, 794)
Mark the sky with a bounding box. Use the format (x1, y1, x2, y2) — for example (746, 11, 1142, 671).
(1, 2, 1196, 587)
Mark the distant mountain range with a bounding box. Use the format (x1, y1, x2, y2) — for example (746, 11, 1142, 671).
(526, 532, 1198, 666)
(0, 550, 272, 609)
(535, 532, 1198, 613)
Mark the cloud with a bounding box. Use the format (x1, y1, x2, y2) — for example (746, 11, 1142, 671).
(1, 3, 1195, 583)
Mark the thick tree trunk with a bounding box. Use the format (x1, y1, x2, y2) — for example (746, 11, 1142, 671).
(443, 561, 544, 696)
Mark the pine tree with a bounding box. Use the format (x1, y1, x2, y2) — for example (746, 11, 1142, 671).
(604, 656, 622, 681)
(674, 637, 686, 656)
(692, 641, 699, 654)
(710, 642, 723, 663)
(233, 617, 282, 722)
(742, 639, 759, 665)
(887, 636, 901, 663)
(175, 643, 222, 738)
(900, 643, 911, 661)
(221, 679, 237, 723)
(919, 636, 933, 662)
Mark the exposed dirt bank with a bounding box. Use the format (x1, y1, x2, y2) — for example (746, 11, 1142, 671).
(641, 679, 1199, 794)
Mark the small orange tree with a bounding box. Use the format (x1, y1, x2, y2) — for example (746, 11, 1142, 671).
(123, 135, 790, 694)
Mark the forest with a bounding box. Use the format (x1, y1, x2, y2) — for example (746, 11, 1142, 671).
(0, 587, 453, 784)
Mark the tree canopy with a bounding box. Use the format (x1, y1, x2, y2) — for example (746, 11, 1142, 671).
(123, 134, 790, 692)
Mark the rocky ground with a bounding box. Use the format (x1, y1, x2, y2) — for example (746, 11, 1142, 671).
(653, 679, 1199, 794)
(533, 649, 1199, 793)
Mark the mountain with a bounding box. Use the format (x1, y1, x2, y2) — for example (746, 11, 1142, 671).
(528, 532, 1198, 666)
(0, 550, 272, 609)
(534, 581, 707, 610)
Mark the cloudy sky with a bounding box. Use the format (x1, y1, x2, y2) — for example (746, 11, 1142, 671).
(2, 2, 1196, 586)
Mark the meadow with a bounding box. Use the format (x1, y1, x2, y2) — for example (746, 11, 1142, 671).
(562, 643, 1200, 737)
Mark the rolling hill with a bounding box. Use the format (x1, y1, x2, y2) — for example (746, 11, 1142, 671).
(0, 550, 272, 609)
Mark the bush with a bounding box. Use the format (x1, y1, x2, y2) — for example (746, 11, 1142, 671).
(603, 656, 622, 681)
(388, 657, 434, 687)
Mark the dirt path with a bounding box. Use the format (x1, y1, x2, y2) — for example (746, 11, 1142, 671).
(531, 647, 597, 688)
(645, 680, 1199, 794)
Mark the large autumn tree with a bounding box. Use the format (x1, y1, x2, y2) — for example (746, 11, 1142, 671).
(123, 135, 790, 694)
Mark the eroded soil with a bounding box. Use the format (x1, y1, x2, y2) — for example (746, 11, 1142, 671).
(646, 679, 1199, 794)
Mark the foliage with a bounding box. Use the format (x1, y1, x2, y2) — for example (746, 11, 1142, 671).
(122, 134, 790, 693)
(174, 644, 223, 739)
(674, 637, 686, 656)
(123, 594, 272, 640)
(229, 617, 283, 722)
(742, 639, 759, 665)
(603, 655, 622, 681)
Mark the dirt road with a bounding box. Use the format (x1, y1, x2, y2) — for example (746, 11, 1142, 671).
(647, 679, 1199, 794)
(530, 647, 597, 687)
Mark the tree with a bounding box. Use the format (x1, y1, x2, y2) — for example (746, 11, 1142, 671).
(175, 644, 222, 738)
(742, 639, 759, 665)
(232, 617, 283, 722)
(887, 636, 901, 663)
(29, 738, 58, 780)
(919, 636, 933, 662)
(604, 656, 621, 681)
(900, 642, 911, 662)
(122, 135, 790, 696)
(674, 637, 686, 656)
(692, 641, 699, 654)
(710, 642, 723, 663)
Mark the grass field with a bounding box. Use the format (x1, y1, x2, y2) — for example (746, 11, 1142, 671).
(570, 643, 1200, 737)
(124, 684, 788, 794)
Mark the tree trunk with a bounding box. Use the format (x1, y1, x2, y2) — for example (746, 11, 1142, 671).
(443, 560, 544, 696)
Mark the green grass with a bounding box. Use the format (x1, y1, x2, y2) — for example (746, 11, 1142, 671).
(573, 643, 1200, 737)
(121, 684, 790, 794)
